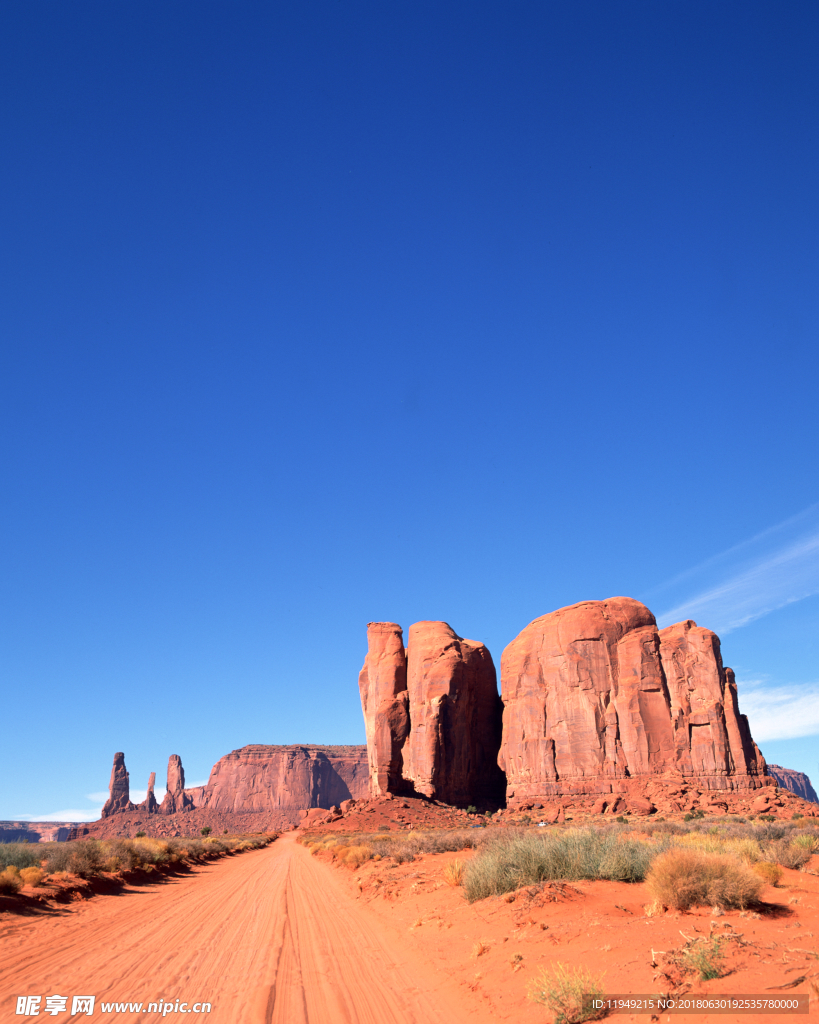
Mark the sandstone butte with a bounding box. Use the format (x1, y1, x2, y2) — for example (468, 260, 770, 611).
(99, 746, 368, 820)
(499, 597, 767, 807)
(358, 620, 505, 806)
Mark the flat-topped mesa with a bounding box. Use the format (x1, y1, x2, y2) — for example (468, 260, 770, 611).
(137, 771, 159, 813)
(499, 598, 767, 806)
(200, 745, 369, 812)
(159, 755, 195, 815)
(359, 620, 504, 807)
(100, 752, 136, 817)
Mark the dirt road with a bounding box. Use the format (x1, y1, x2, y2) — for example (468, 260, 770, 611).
(0, 833, 474, 1024)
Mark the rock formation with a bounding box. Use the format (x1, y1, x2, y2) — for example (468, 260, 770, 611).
(100, 752, 136, 817)
(768, 765, 818, 803)
(499, 598, 767, 805)
(137, 772, 159, 813)
(200, 745, 368, 812)
(357, 622, 410, 796)
(159, 755, 195, 814)
(359, 620, 504, 806)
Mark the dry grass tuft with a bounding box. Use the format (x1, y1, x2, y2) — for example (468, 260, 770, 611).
(527, 962, 606, 1023)
(472, 940, 490, 958)
(343, 845, 372, 868)
(752, 861, 783, 886)
(443, 859, 465, 887)
(19, 867, 45, 887)
(0, 866, 23, 894)
(646, 848, 762, 911)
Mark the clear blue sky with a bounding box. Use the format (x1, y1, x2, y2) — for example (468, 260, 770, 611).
(2, 2, 817, 820)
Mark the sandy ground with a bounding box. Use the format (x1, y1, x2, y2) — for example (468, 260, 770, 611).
(2, 832, 818, 1024)
(0, 833, 492, 1024)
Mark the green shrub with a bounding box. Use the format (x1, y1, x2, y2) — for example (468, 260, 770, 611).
(0, 842, 42, 870)
(466, 806, 478, 815)
(528, 963, 606, 1023)
(201, 827, 212, 836)
(135, 831, 146, 838)
(462, 828, 659, 902)
(684, 809, 705, 822)
(683, 936, 725, 980)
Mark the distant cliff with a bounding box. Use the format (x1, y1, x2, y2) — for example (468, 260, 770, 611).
(768, 765, 818, 803)
(97, 745, 368, 819)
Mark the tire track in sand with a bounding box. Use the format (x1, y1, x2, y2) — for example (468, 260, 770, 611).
(0, 833, 467, 1024)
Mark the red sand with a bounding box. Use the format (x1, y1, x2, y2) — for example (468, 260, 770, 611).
(2, 829, 817, 1023)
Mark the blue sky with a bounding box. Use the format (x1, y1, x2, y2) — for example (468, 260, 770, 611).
(2, 2, 817, 821)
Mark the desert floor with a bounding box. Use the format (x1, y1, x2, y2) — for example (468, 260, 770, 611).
(1, 831, 817, 1023)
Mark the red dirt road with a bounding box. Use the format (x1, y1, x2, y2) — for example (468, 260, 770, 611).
(0, 833, 478, 1024)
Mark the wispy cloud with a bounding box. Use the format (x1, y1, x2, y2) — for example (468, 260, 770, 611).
(15, 807, 103, 823)
(654, 504, 819, 634)
(739, 681, 819, 742)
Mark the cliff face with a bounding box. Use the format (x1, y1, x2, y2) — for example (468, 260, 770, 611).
(359, 620, 504, 806)
(768, 765, 818, 803)
(499, 598, 766, 804)
(200, 745, 369, 812)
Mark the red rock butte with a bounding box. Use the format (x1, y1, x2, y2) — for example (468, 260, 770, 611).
(358, 620, 505, 806)
(499, 597, 766, 805)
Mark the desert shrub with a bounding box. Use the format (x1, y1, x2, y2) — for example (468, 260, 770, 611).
(201, 827, 212, 836)
(764, 839, 813, 871)
(683, 936, 725, 980)
(65, 841, 104, 878)
(645, 848, 762, 910)
(466, 806, 478, 815)
(676, 832, 762, 864)
(0, 842, 42, 870)
(0, 866, 23, 894)
(527, 962, 606, 1023)
(19, 867, 44, 887)
(791, 833, 819, 853)
(462, 828, 659, 902)
(343, 845, 372, 868)
(135, 831, 146, 838)
(752, 822, 791, 842)
(444, 859, 465, 886)
(684, 809, 705, 822)
(752, 861, 783, 886)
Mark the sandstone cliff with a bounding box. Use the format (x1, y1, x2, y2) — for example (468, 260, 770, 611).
(768, 765, 818, 803)
(359, 621, 504, 806)
(100, 752, 136, 817)
(200, 745, 369, 812)
(499, 598, 766, 805)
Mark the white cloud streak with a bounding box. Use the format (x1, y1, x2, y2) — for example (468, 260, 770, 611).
(739, 681, 819, 742)
(15, 808, 103, 823)
(657, 529, 819, 634)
